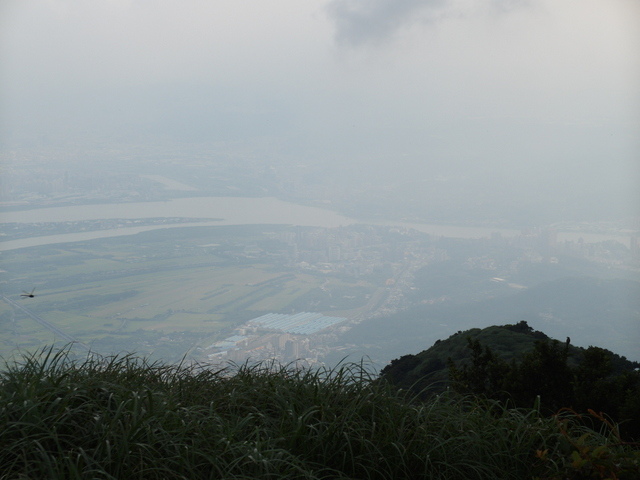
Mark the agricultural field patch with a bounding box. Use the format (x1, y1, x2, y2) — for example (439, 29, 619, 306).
(0, 225, 370, 360)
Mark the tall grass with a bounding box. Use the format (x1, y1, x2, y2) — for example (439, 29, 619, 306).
(0, 347, 636, 479)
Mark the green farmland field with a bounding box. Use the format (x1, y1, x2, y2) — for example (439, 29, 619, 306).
(0, 225, 375, 361)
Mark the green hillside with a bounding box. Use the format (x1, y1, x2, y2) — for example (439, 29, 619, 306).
(380, 321, 640, 439)
(380, 322, 551, 389)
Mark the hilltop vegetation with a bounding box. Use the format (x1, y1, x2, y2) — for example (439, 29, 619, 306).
(380, 322, 640, 439)
(1, 346, 639, 479)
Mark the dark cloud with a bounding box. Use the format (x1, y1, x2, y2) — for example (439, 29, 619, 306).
(326, 0, 446, 46)
(326, 0, 532, 46)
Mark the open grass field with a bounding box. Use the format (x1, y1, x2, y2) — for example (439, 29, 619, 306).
(0, 225, 376, 361)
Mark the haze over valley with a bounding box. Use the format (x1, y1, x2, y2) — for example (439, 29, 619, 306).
(0, 0, 638, 368)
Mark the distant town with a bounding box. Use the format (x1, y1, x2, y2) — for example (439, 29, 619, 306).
(190, 223, 639, 366)
(1, 147, 638, 366)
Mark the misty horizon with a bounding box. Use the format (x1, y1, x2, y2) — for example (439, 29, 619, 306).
(0, 1, 638, 367)
(1, 0, 639, 225)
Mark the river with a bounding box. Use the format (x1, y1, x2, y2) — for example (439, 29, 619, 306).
(0, 196, 632, 251)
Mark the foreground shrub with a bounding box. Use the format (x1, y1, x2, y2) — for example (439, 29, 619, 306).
(0, 347, 637, 479)
(534, 408, 640, 480)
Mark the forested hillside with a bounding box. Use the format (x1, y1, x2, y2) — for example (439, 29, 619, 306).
(380, 321, 640, 439)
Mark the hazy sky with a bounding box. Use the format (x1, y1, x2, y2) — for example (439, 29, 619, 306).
(1, 0, 639, 218)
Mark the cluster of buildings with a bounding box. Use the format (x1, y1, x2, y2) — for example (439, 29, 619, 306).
(488, 227, 639, 268)
(206, 312, 348, 365)
(276, 226, 439, 278)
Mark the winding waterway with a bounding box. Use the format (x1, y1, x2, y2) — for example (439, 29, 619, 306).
(0, 196, 631, 251)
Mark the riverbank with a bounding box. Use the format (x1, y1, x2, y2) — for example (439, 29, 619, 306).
(0, 196, 635, 251)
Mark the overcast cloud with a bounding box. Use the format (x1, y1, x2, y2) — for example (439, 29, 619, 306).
(1, 0, 638, 220)
(326, 0, 446, 46)
(325, 0, 533, 46)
